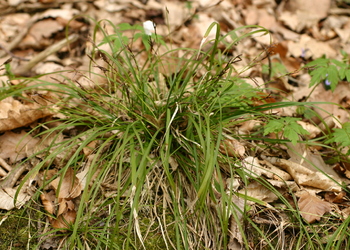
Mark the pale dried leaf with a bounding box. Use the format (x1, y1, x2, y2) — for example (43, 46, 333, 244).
(341, 207, 350, 219)
(307, 82, 350, 124)
(296, 121, 321, 139)
(288, 34, 337, 59)
(0, 97, 22, 119)
(242, 156, 264, 177)
(286, 142, 341, 179)
(267, 179, 299, 191)
(83, 140, 99, 157)
(239, 181, 278, 203)
(39, 8, 80, 20)
(265, 157, 341, 192)
(228, 196, 245, 250)
(259, 159, 293, 181)
(57, 199, 75, 217)
(238, 120, 262, 135)
(162, 1, 188, 28)
(0, 14, 30, 42)
(226, 177, 241, 192)
(298, 191, 331, 223)
(0, 131, 39, 163)
(76, 166, 90, 191)
(280, 0, 331, 32)
(169, 156, 179, 171)
(242, 156, 291, 180)
(31, 19, 63, 40)
(0, 187, 31, 210)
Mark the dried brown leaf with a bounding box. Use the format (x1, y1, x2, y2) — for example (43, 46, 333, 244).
(265, 156, 341, 192)
(324, 191, 347, 203)
(298, 191, 331, 223)
(51, 209, 76, 230)
(51, 167, 82, 200)
(0, 97, 54, 132)
(40, 190, 56, 215)
(227, 196, 245, 249)
(57, 199, 75, 217)
(83, 140, 98, 157)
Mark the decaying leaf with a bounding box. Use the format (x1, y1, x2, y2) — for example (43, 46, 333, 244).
(228, 196, 245, 250)
(298, 191, 331, 223)
(83, 140, 99, 157)
(296, 121, 321, 139)
(57, 199, 75, 217)
(286, 142, 341, 179)
(324, 191, 347, 203)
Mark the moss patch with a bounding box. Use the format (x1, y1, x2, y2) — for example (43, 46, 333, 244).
(0, 209, 32, 249)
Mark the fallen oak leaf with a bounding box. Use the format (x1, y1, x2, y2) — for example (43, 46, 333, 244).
(51, 167, 82, 200)
(51, 209, 76, 230)
(298, 191, 331, 223)
(40, 190, 56, 215)
(57, 198, 75, 217)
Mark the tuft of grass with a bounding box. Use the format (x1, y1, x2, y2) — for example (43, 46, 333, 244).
(1, 19, 350, 249)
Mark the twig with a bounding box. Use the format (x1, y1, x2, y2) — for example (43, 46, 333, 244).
(13, 33, 80, 76)
(0, 13, 39, 58)
(329, 8, 350, 15)
(0, 43, 30, 61)
(0, 157, 12, 172)
(0, 159, 29, 188)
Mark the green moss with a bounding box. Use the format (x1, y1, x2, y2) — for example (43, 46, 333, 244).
(137, 212, 182, 250)
(0, 209, 32, 249)
(112, 208, 184, 250)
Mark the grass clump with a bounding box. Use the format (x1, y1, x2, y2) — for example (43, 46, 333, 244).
(1, 19, 349, 249)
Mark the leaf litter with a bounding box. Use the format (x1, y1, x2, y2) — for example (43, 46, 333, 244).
(0, 0, 350, 248)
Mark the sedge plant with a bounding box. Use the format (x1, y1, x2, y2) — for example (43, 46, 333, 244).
(1, 18, 349, 250)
